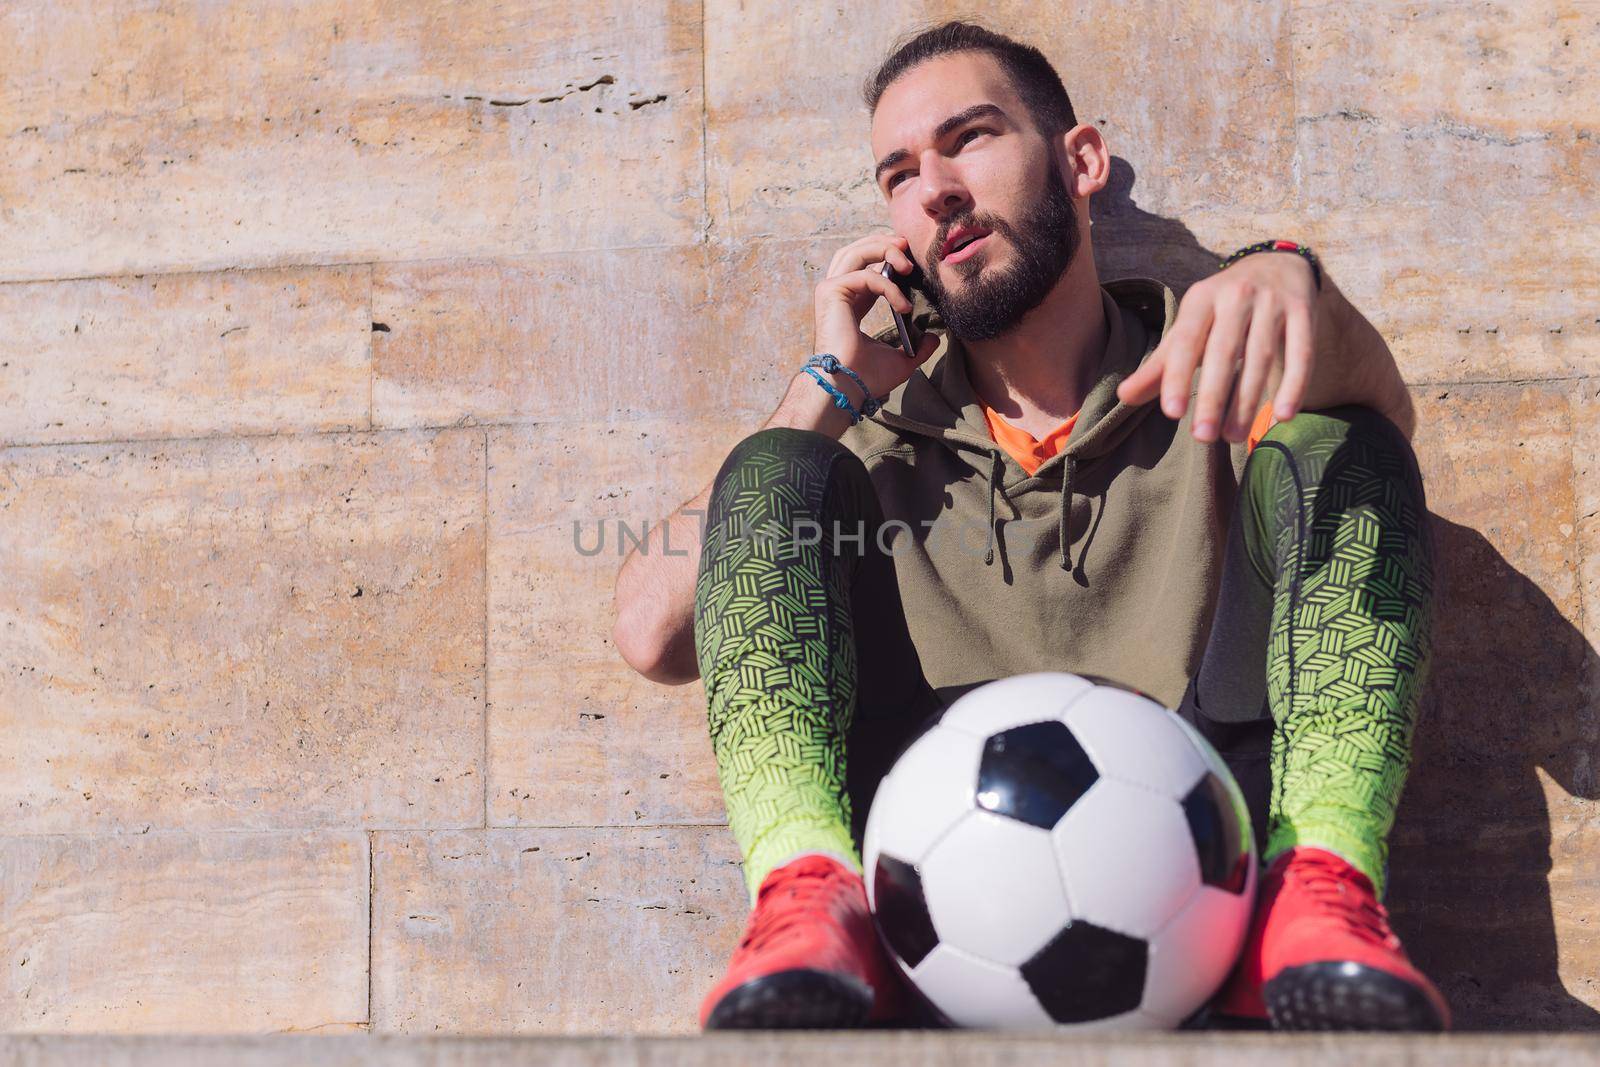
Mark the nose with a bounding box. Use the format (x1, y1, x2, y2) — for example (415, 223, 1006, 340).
(916, 149, 970, 222)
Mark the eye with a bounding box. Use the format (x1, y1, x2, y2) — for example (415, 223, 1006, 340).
(886, 129, 990, 192)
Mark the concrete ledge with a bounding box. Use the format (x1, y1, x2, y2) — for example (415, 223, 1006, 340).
(4, 1033, 1600, 1067)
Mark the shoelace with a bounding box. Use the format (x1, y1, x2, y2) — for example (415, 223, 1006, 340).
(738, 864, 846, 955)
(1286, 853, 1399, 949)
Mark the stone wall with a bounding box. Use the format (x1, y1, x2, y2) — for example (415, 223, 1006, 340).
(1, 0, 1595, 1033)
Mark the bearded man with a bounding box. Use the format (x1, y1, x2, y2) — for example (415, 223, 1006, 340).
(613, 19, 1446, 1033)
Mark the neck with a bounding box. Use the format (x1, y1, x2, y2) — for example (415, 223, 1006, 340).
(963, 247, 1107, 436)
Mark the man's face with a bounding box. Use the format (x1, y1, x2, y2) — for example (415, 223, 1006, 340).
(870, 51, 1081, 342)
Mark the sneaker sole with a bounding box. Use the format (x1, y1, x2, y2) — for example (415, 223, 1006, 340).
(703, 968, 874, 1030)
(1264, 962, 1447, 1032)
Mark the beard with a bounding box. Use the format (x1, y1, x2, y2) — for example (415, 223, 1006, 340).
(918, 156, 1082, 343)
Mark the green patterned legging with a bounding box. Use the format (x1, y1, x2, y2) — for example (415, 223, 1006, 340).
(694, 409, 1433, 900)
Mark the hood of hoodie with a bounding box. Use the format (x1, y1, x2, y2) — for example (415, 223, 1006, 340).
(864, 276, 1179, 571)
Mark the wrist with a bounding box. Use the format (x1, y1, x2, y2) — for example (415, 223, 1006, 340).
(767, 369, 856, 438)
(1220, 239, 1322, 292)
(804, 352, 884, 419)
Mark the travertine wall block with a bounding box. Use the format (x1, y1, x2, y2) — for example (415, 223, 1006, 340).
(0, 0, 704, 281)
(0, 266, 372, 446)
(0, 831, 368, 1032)
(486, 421, 739, 827)
(0, 429, 485, 833)
(371, 828, 744, 1033)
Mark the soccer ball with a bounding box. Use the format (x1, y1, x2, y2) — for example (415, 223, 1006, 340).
(863, 671, 1257, 1030)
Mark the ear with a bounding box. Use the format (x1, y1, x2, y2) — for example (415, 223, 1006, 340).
(1056, 123, 1111, 199)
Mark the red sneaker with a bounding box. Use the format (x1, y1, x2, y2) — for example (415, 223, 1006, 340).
(700, 853, 905, 1030)
(1215, 847, 1449, 1031)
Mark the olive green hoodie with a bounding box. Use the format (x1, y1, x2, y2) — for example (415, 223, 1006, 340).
(839, 276, 1249, 711)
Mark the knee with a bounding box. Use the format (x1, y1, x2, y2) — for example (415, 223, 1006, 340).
(1254, 405, 1434, 568)
(1256, 405, 1423, 489)
(712, 427, 866, 497)
(721, 426, 851, 467)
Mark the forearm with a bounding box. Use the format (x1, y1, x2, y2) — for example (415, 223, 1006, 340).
(1305, 273, 1416, 440)
(611, 370, 859, 685)
(612, 484, 710, 686)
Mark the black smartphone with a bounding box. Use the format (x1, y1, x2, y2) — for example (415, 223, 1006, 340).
(879, 258, 927, 359)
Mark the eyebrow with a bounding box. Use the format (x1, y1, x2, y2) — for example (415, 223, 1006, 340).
(874, 103, 1009, 188)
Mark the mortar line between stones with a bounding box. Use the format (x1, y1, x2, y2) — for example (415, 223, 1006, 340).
(0, 823, 733, 840)
(698, 0, 710, 243)
(365, 262, 376, 431)
(482, 428, 491, 830)
(0, 423, 510, 452)
(366, 828, 375, 1030)
(1569, 384, 1591, 665)
(1407, 374, 1597, 389)
(0, 238, 727, 289)
(0, 235, 842, 289)
(5, 374, 1596, 452)
(1287, 0, 1302, 205)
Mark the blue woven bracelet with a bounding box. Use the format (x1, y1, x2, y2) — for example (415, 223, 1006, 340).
(802, 366, 863, 422)
(804, 353, 884, 419)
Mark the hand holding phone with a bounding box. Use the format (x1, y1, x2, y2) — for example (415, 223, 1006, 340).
(879, 259, 926, 360)
(810, 233, 938, 410)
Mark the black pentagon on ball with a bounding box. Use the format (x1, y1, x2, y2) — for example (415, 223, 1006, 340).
(975, 720, 1099, 829)
(1182, 771, 1251, 894)
(1019, 919, 1148, 1023)
(872, 853, 939, 968)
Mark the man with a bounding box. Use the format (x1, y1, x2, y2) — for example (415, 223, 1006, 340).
(613, 20, 1447, 1032)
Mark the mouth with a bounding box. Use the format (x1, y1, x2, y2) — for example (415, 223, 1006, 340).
(942, 229, 992, 265)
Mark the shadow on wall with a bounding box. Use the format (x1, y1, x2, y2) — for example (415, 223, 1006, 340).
(1388, 517, 1600, 1031)
(1091, 155, 1224, 293)
(1092, 157, 1600, 1030)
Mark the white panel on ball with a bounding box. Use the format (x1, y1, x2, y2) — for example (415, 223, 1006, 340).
(920, 811, 1071, 967)
(1062, 689, 1208, 798)
(1051, 779, 1201, 939)
(1171, 713, 1249, 788)
(865, 723, 983, 866)
(1142, 881, 1258, 1026)
(938, 671, 1092, 737)
(1170, 713, 1259, 854)
(911, 944, 1054, 1029)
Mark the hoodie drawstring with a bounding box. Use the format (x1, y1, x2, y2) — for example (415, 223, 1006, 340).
(985, 450, 1076, 570)
(983, 450, 1002, 566)
(1058, 454, 1077, 571)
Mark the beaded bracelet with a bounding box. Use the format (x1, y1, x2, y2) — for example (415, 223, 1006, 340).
(803, 353, 885, 422)
(1218, 239, 1323, 292)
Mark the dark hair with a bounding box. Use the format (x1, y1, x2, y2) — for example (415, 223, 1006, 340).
(860, 20, 1078, 139)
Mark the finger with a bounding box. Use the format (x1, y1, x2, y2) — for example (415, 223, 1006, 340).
(1191, 295, 1249, 441)
(1273, 306, 1315, 420)
(1116, 347, 1166, 405)
(828, 234, 914, 280)
(835, 267, 912, 315)
(1157, 299, 1215, 421)
(1225, 300, 1283, 441)
(878, 233, 916, 276)
(912, 330, 938, 364)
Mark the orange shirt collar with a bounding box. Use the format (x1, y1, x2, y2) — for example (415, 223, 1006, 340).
(981, 403, 1078, 477)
